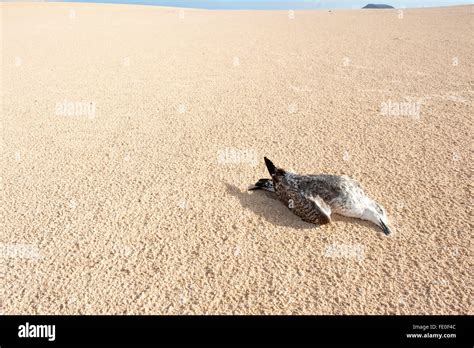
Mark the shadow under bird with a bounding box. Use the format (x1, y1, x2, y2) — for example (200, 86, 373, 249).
(249, 157, 392, 235)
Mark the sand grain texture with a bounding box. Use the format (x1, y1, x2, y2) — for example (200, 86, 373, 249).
(1, 3, 472, 314)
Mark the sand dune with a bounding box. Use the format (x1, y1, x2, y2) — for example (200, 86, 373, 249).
(1, 2, 472, 314)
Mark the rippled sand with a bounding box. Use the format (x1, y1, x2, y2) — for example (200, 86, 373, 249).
(2, 3, 472, 314)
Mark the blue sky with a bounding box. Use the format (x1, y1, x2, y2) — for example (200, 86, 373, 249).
(52, 0, 474, 9)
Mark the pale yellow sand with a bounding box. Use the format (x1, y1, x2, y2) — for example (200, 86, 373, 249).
(1, 2, 472, 314)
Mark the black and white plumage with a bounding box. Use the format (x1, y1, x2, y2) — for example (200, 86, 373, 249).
(249, 157, 392, 235)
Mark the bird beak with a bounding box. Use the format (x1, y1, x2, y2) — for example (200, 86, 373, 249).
(248, 185, 258, 191)
(379, 219, 391, 235)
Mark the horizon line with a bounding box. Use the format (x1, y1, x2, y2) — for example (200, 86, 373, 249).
(13, 1, 473, 11)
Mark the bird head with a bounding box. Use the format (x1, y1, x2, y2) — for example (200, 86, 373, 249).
(363, 201, 392, 236)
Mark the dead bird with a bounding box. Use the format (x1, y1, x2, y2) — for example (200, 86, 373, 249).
(249, 157, 392, 235)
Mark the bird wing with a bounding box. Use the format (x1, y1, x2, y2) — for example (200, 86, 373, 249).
(286, 190, 332, 225)
(262, 157, 332, 226)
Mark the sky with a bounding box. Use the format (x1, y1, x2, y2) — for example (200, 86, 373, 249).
(51, 0, 474, 9)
